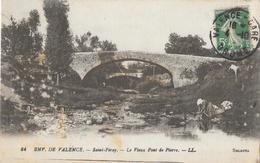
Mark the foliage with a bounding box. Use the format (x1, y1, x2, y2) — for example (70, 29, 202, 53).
(1, 96, 16, 116)
(74, 32, 117, 52)
(196, 63, 217, 81)
(1, 10, 45, 104)
(142, 65, 167, 76)
(90, 36, 100, 51)
(99, 40, 117, 51)
(105, 76, 140, 89)
(135, 79, 162, 93)
(43, 0, 74, 74)
(74, 32, 99, 52)
(127, 61, 167, 75)
(127, 61, 148, 72)
(1, 10, 43, 58)
(165, 33, 217, 57)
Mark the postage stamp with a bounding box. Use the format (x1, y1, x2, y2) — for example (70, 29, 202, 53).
(210, 7, 260, 60)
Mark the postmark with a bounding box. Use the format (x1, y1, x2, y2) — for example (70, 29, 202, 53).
(210, 7, 260, 60)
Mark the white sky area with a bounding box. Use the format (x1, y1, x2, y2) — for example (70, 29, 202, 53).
(1, 0, 260, 53)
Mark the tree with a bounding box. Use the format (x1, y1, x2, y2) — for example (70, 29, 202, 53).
(74, 32, 117, 52)
(74, 32, 100, 52)
(165, 33, 216, 57)
(1, 10, 43, 84)
(43, 0, 74, 85)
(99, 40, 117, 51)
(28, 10, 40, 33)
(1, 10, 43, 58)
(28, 10, 43, 55)
(90, 36, 100, 51)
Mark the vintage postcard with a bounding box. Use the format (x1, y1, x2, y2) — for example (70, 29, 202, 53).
(1, 0, 259, 162)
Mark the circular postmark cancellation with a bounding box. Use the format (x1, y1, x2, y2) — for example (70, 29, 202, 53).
(210, 7, 260, 60)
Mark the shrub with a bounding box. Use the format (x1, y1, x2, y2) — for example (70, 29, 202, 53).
(135, 79, 162, 93)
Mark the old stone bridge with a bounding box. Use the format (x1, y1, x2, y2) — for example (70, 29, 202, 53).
(106, 72, 143, 79)
(70, 51, 227, 88)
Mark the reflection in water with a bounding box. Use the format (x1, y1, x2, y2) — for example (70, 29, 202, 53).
(118, 120, 216, 141)
(164, 122, 200, 140)
(198, 120, 213, 133)
(116, 119, 258, 145)
(165, 130, 199, 140)
(117, 114, 258, 144)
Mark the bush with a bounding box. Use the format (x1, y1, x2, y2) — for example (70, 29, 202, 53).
(196, 62, 224, 82)
(135, 80, 162, 93)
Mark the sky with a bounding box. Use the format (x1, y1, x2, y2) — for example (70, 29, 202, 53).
(1, 0, 260, 53)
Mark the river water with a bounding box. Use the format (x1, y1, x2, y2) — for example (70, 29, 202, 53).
(1, 93, 259, 163)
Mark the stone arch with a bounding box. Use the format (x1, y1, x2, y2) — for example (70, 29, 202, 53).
(70, 51, 227, 88)
(70, 51, 175, 78)
(81, 58, 174, 87)
(60, 67, 82, 86)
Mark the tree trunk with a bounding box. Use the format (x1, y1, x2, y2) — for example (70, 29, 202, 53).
(56, 73, 59, 85)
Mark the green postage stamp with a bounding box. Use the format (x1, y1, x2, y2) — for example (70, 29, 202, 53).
(210, 7, 260, 60)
